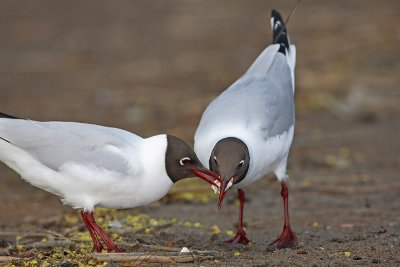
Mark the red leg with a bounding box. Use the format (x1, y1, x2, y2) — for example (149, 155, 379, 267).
(225, 189, 251, 245)
(86, 211, 124, 252)
(80, 211, 103, 252)
(270, 181, 297, 248)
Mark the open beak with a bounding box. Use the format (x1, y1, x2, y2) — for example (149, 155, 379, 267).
(188, 168, 221, 187)
(188, 168, 234, 209)
(218, 180, 228, 209)
(218, 176, 235, 209)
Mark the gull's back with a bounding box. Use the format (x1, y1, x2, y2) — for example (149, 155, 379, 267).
(0, 115, 145, 208)
(195, 11, 296, 182)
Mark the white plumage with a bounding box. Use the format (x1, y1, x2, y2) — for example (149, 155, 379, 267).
(193, 9, 298, 248)
(0, 115, 213, 252)
(195, 45, 296, 186)
(0, 119, 173, 211)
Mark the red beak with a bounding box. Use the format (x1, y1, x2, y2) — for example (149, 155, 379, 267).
(188, 168, 221, 187)
(218, 179, 229, 209)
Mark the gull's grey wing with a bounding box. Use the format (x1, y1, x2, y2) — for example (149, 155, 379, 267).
(0, 118, 142, 174)
(197, 52, 294, 140)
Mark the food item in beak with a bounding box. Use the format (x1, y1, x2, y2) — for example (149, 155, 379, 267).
(212, 180, 221, 194)
(216, 177, 235, 209)
(211, 177, 234, 194)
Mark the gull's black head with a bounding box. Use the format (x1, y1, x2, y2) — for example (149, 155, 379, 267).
(165, 135, 204, 183)
(165, 135, 219, 186)
(209, 137, 250, 208)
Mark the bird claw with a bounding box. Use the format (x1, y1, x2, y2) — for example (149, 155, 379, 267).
(270, 225, 297, 248)
(225, 229, 250, 245)
(92, 245, 103, 253)
(106, 245, 125, 253)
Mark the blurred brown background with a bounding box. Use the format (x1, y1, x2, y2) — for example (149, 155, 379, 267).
(0, 0, 399, 265)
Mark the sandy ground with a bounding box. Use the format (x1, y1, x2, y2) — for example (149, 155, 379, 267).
(0, 0, 399, 266)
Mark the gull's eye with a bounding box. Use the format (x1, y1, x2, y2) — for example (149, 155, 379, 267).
(213, 156, 218, 165)
(179, 157, 191, 166)
(238, 160, 245, 167)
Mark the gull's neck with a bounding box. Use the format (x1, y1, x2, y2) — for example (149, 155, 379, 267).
(140, 134, 173, 189)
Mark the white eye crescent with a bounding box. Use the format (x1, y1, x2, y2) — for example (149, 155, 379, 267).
(238, 160, 245, 167)
(179, 157, 191, 166)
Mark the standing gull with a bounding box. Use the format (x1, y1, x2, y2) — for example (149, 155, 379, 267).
(194, 10, 297, 248)
(0, 112, 216, 252)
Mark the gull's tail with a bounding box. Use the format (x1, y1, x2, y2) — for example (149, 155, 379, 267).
(245, 10, 296, 91)
(271, 9, 290, 54)
(270, 9, 296, 90)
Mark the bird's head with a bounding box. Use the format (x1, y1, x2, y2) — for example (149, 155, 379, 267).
(165, 135, 219, 186)
(209, 137, 250, 209)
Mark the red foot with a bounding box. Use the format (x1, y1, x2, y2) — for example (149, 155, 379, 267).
(92, 244, 103, 253)
(225, 228, 250, 245)
(270, 225, 297, 248)
(81, 210, 125, 253)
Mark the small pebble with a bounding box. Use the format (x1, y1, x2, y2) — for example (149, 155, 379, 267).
(180, 247, 190, 253)
(297, 250, 307, 254)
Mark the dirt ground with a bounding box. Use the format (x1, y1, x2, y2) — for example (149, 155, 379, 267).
(0, 0, 399, 266)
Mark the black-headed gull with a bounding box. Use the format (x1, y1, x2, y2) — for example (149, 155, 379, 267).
(194, 10, 297, 248)
(0, 112, 217, 252)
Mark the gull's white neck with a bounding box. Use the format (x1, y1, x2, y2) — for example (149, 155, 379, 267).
(138, 134, 173, 199)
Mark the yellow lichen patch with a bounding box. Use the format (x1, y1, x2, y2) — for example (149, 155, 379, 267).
(125, 213, 150, 228)
(37, 252, 45, 259)
(226, 230, 235, 237)
(210, 225, 221, 234)
(64, 213, 79, 225)
(73, 231, 93, 241)
(22, 259, 38, 267)
(344, 251, 351, 257)
(149, 218, 159, 226)
(182, 221, 193, 227)
(96, 217, 104, 225)
(94, 207, 115, 217)
(168, 179, 217, 203)
(324, 147, 355, 170)
(234, 251, 241, 256)
(40, 261, 51, 267)
(193, 222, 202, 228)
(324, 155, 337, 167)
(111, 234, 123, 243)
(312, 222, 319, 228)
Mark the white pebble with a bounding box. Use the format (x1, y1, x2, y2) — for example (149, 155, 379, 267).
(180, 247, 190, 253)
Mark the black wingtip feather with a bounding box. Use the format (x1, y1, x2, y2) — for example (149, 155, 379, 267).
(271, 9, 289, 54)
(0, 136, 10, 143)
(0, 112, 26, 120)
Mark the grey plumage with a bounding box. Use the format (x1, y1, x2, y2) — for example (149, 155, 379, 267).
(0, 119, 140, 174)
(197, 50, 294, 141)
